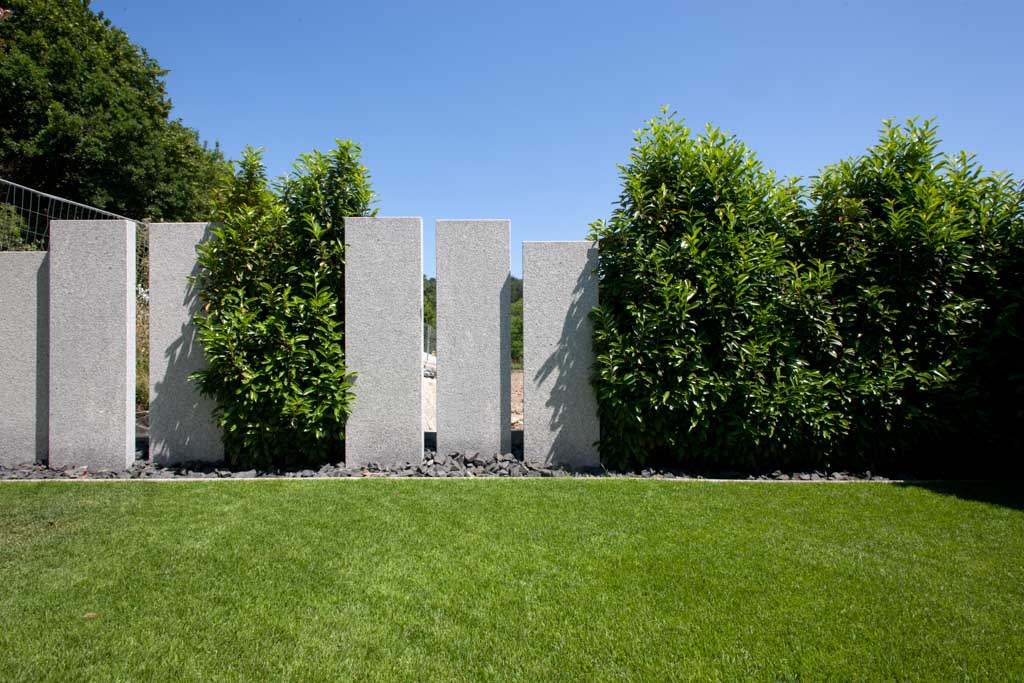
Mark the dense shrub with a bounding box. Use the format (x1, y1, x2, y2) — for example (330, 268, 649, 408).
(193, 142, 376, 469)
(590, 110, 843, 470)
(805, 120, 1023, 471)
(956, 178, 1024, 461)
(591, 111, 1023, 474)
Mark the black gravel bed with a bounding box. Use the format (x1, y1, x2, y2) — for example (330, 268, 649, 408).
(0, 451, 891, 482)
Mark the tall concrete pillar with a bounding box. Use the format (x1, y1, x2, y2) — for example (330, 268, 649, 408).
(0, 253, 49, 466)
(523, 241, 600, 469)
(344, 217, 423, 468)
(49, 220, 136, 470)
(148, 223, 222, 464)
(436, 219, 511, 456)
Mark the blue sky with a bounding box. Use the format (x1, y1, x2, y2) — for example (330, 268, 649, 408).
(93, 0, 1023, 276)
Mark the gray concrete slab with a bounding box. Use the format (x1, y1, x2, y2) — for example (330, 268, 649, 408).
(344, 217, 423, 468)
(0, 252, 49, 466)
(523, 241, 600, 468)
(436, 220, 511, 456)
(48, 220, 136, 470)
(148, 223, 223, 464)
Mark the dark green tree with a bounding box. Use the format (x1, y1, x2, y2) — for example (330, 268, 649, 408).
(510, 288, 523, 362)
(0, 0, 228, 220)
(424, 276, 437, 330)
(593, 111, 1023, 474)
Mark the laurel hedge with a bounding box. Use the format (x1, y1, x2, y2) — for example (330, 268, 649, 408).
(590, 111, 1023, 474)
(193, 142, 375, 469)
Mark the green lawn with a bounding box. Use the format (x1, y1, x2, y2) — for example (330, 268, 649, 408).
(1, 480, 1021, 681)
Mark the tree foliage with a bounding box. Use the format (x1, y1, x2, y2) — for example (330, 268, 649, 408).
(0, 0, 228, 219)
(510, 296, 523, 363)
(193, 142, 376, 469)
(591, 110, 1023, 474)
(424, 276, 437, 330)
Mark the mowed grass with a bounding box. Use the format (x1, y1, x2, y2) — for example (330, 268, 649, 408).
(1, 481, 1022, 681)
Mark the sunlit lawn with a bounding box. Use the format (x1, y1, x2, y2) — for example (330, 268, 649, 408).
(1, 480, 1021, 681)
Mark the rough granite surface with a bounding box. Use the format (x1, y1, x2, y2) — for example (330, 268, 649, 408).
(436, 220, 511, 456)
(149, 223, 223, 464)
(48, 220, 135, 470)
(0, 252, 49, 466)
(523, 241, 600, 468)
(344, 217, 424, 468)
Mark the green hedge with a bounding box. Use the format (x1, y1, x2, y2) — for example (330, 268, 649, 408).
(193, 142, 376, 469)
(591, 111, 1023, 474)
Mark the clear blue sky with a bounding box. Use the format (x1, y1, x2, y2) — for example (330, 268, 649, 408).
(93, 0, 1023, 276)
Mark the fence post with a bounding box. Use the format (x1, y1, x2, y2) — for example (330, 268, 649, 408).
(436, 219, 511, 456)
(148, 223, 223, 465)
(344, 217, 424, 468)
(0, 252, 48, 466)
(523, 241, 600, 468)
(48, 220, 136, 470)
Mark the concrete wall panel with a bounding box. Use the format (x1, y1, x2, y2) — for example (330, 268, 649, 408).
(48, 220, 135, 470)
(523, 241, 599, 468)
(344, 217, 423, 468)
(436, 220, 511, 456)
(0, 253, 49, 466)
(148, 223, 223, 464)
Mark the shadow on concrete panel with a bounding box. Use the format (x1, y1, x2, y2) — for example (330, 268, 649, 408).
(500, 273, 512, 452)
(149, 251, 221, 464)
(35, 254, 49, 465)
(532, 255, 599, 469)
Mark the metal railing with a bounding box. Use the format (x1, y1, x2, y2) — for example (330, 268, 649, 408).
(0, 178, 140, 251)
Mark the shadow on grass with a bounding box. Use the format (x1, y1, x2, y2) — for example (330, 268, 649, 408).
(899, 480, 1024, 512)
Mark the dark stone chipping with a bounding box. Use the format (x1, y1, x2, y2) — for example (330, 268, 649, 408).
(0, 455, 893, 482)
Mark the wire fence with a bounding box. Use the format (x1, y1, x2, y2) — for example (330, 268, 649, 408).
(1, 178, 153, 408)
(0, 178, 142, 251)
(1, 177, 150, 291)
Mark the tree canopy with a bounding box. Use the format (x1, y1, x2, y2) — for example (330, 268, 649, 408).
(0, 0, 227, 219)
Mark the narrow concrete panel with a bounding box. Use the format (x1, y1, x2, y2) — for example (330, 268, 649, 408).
(436, 220, 511, 456)
(523, 241, 600, 468)
(0, 253, 49, 466)
(149, 223, 223, 464)
(49, 220, 135, 470)
(344, 217, 423, 468)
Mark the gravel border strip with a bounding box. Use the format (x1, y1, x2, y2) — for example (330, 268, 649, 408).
(0, 476, 908, 483)
(1, 450, 900, 482)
